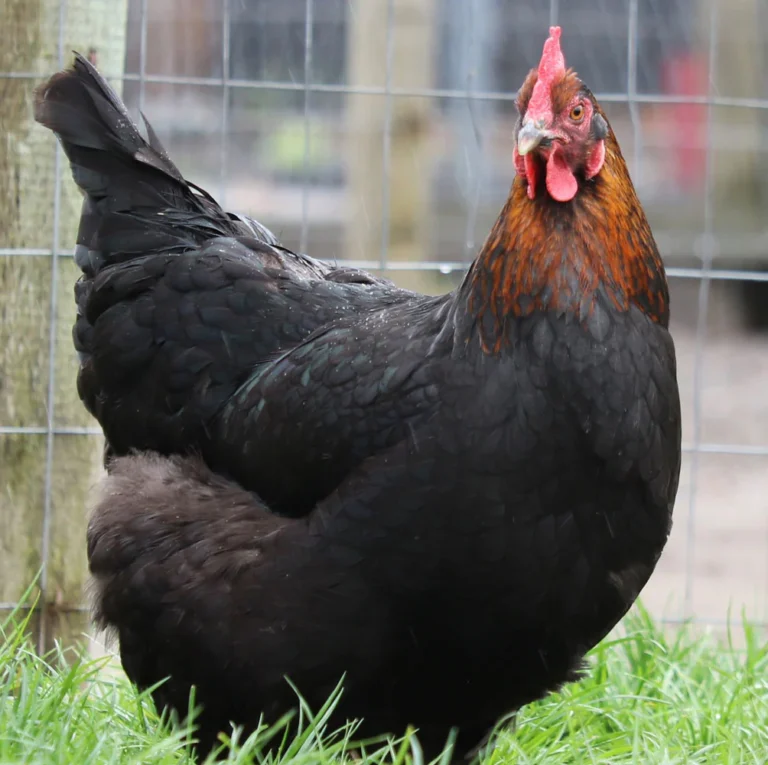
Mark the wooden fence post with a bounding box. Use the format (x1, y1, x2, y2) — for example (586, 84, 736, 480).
(0, 0, 127, 651)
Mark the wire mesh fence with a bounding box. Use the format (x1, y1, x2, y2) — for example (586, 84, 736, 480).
(1, 0, 767, 651)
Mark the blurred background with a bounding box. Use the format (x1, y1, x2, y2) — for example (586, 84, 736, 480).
(1, 0, 767, 651)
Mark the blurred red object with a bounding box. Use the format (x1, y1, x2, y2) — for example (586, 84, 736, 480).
(661, 51, 707, 191)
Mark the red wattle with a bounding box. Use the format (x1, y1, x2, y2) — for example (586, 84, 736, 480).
(513, 146, 538, 199)
(545, 146, 578, 202)
(585, 139, 606, 180)
(513, 146, 526, 179)
(525, 154, 538, 199)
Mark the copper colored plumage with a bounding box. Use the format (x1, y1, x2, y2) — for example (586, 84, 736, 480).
(468, 94, 668, 352)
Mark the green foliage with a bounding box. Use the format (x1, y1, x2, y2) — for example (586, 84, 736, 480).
(1, 601, 766, 765)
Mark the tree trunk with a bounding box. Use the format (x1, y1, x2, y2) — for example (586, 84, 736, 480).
(0, 0, 127, 652)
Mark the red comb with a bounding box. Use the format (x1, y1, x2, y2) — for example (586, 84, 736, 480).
(526, 26, 566, 122)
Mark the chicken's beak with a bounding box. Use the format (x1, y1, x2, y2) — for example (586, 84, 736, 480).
(517, 119, 554, 156)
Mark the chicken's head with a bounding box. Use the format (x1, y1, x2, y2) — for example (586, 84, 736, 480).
(514, 26, 608, 203)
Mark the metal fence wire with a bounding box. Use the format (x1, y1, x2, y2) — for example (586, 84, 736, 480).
(1, 0, 767, 649)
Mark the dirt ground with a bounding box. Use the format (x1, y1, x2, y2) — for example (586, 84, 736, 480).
(639, 278, 768, 629)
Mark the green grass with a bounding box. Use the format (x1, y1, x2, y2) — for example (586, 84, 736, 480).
(1, 603, 767, 765)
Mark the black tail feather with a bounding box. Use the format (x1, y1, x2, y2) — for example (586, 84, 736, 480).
(34, 53, 186, 191)
(34, 52, 240, 276)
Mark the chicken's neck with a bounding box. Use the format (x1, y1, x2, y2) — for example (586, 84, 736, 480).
(457, 142, 670, 354)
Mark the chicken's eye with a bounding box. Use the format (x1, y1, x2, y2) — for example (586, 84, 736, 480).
(569, 104, 585, 122)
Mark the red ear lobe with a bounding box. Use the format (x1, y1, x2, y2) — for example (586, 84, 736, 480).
(585, 140, 606, 180)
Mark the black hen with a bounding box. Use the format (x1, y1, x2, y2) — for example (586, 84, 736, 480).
(39, 27, 681, 763)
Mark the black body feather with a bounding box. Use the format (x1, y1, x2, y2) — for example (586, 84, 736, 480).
(35, 53, 415, 476)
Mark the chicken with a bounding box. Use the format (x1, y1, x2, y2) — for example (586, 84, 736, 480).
(36, 26, 681, 762)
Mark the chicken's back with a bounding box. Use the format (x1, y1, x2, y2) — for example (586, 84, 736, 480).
(76, 235, 414, 462)
(34, 53, 417, 467)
